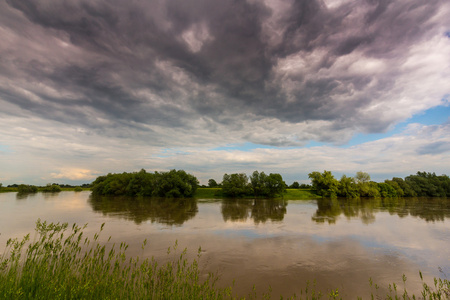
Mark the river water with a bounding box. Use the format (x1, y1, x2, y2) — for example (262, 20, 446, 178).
(1, 191, 449, 298)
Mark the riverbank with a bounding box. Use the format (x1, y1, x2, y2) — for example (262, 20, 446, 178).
(1, 187, 319, 199)
(194, 187, 319, 199)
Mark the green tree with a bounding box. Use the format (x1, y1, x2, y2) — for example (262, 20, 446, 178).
(250, 171, 268, 197)
(42, 184, 61, 193)
(308, 171, 339, 197)
(337, 175, 359, 198)
(17, 184, 38, 194)
(152, 169, 198, 198)
(222, 173, 250, 197)
(377, 182, 397, 197)
(208, 179, 218, 187)
(392, 177, 416, 197)
(249, 171, 286, 197)
(91, 169, 198, 198)
(384, 179, 404, 197)
(289, 181, 300, 189)
(355, 171, 370, 183)
(354, 172, 380, 197)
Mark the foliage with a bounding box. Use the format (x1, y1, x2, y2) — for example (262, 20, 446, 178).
(74, 186, 83, 192)
(289, 181, 300, 189)
(221, 171, 286, 198)
(17, 184, 38, 194)
(355, 171, 371, 183)
(91, 169, 198, 198)
(41, 184, 62, 193)
(377, 182, 398, 198)
(308, 171, 339, 197)
(208, 179, 219, 187)
(405, 172, 450, 197)
(337, 175, 358, 198)
(309, 170, 450, 199)
(222, 173, 250, 197)
(249, 171, 286, 197)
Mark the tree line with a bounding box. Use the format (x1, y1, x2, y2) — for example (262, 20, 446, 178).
(308, 171, 450, 198)
(2, 170, 449, 199)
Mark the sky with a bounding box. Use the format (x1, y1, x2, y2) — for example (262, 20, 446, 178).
(0, 0, 449, 186)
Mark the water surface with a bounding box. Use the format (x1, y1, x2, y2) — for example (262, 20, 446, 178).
(1, 192, 449, 298)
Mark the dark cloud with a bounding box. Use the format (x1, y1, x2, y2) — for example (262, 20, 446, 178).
(417, 141, 450, 155)
(1, 0, 449, 146)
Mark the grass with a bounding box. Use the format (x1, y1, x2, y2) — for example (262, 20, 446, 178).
(284, 189, 320, 200)
(0, 220, 234, 299)
(1, 220, 449, 299)
(195, 188, 223, 199)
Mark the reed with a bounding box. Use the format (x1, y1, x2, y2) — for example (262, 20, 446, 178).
(0, 219, 233, 299)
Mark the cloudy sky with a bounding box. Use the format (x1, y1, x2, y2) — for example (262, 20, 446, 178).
(1, 0, 449, 186)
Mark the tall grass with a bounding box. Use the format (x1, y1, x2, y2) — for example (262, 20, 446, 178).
(0, 219, 233, 299)
(1, 220, 449, 299)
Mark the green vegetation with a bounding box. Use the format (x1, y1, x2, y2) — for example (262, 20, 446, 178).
(41, 184, 62, 193)
(309, 171, 450, 198)
(17, 184, 38, 194)
(208, 179, 220, 187)
(195, 188, 223, 199)
(1, 220, 449, 299)
(284, 188, 319, 200)
(91, 169, 199, 198)
(222, 171, 286, 198)
(0, 219, 232, 299)
(74, 186, 83, 192)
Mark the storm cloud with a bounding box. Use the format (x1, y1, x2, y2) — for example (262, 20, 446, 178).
(0, 0, 449, 183)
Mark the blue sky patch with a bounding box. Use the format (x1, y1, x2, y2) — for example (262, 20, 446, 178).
(346, 104, 450, 147)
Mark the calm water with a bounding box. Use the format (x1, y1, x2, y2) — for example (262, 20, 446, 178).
(1, 192, 449, 298)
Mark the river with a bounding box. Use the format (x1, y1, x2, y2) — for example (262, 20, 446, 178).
(0, 191, 449, 298)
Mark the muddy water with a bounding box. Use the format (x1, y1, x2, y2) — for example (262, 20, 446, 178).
(1, 192, 449, 298)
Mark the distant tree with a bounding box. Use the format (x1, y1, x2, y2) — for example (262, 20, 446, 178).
(299, 183, 312, 189)
(208, 179, 218, 187)
(222, 173, 250, 197)
(250, 171, 268, 197)
(17, 184, 38, 194)
(74, 186, 83, 192)
(289, 181, 300, 189)
(391, 177, 416, 197)
(42, 184, 61, 193)
(152, 169, 199, 198)
(308, 171, 339, 197)
(264, 173, 287, 197)
(384, 180, 404, 197)
(249, 171, 286, 197)
(355, 171, 371, 183)
(337, 175, 358, 198)
(377, 182, 397, 197)
(354, 172, 380, 197)
(91, 169, 198, 198)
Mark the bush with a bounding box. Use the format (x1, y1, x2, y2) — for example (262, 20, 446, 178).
(42, 184, 61, 193)
(17, 184, 38, 194)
